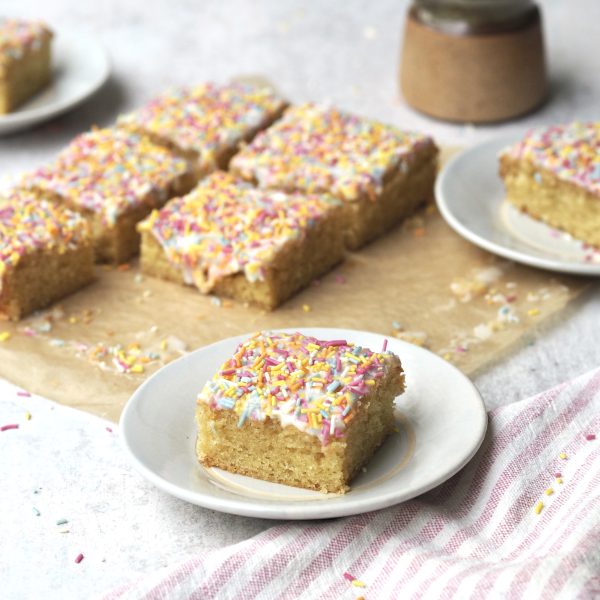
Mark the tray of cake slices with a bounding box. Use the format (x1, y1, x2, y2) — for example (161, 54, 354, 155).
(0, 78, 587, 423)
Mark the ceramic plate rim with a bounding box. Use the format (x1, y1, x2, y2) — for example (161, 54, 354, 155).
(0, 30, 110, 133)
(119, 328, 488, 520)
(435, 133, 600, 276)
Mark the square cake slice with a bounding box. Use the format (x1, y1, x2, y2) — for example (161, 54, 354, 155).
(0, 189, 94, 320)
(0, 19, 52, 114)
(21, 127, 196, 263)
(117, 81, 287, 178)
(196, 332, 405, 493)
(230, 103, 438, 249)
(138, 171, 344, 309)
(499, 122, 600, 247)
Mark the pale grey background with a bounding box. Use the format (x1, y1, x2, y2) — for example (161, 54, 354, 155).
(1, 1, 599, 597)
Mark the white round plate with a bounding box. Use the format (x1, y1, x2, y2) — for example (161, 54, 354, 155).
(120, 328, 487, 520)
(0, 32, 110, 135)
(436, 134, 600, 276)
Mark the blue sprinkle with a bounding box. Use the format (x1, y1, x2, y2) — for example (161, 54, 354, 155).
(327, 380, 341, 393)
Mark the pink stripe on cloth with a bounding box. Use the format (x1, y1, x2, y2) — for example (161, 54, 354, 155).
(404, 370, 600, 599)
(104, 367, 600, 600)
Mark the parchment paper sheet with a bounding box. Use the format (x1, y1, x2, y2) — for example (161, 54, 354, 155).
(0, 151, 587, 421)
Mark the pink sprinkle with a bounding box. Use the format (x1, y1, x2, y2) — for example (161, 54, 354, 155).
(323, 340, 347, 347)
(17, 391, 31, 397)
(554, 472, 562, 478)
(382, 339, 388, 352)
(106, 427, 113, 433)
(343, 572, 355, 582)
(586, 434, 596, 441)
(1, 424, 19, 432)
(74, 553, 84, 564)
(220, 368, 236, 376)
(335, 275, 346, 284)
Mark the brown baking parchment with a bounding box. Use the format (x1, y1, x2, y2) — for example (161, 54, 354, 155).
(0, 149, 588, 422)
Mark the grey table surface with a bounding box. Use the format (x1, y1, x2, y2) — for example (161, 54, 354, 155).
(1, 1, 599, 597)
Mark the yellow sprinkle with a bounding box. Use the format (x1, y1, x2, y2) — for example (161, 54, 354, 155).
(160, 339, 168, 351)
(25, 411, 31, 421)
(534, 501, 544, 515)
(528, 308, 540, 317)
(559, 452, 567, 460)
(69, 316, 79, 324)
(545, 488, 554, 496)
(443, 353, 451, 361)
(130, 364, 144, 374)
(351, 580, 366, 588)
(556, 477, 563, 485)
(0, 331, 11, 342)
(302, 304, 311, 312)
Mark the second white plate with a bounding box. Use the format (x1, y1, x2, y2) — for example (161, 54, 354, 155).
(436, 134, 600, 276)
(120, 328, 487, 520)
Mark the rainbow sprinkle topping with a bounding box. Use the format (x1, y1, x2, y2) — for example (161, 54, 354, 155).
(231, 103, 434, 201)
(139, 171, 341, 292)
(0, 190, 89, 292)
(24, 128, 191, 225)
(118, 82, 286, 171)
(506, 122, 600, 196)
(0, 19, 50, 69)
(197, 331, 403, 444)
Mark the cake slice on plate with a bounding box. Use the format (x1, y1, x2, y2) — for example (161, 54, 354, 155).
(0, 19, 52, 113)
(196, 331, 405, 493)
(499, 122, 600, 247)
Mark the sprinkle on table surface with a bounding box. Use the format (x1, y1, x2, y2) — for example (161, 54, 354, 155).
(1, 423, 19, 431)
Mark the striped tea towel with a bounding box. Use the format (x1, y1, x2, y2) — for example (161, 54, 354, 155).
(106, 367, 600, 600)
